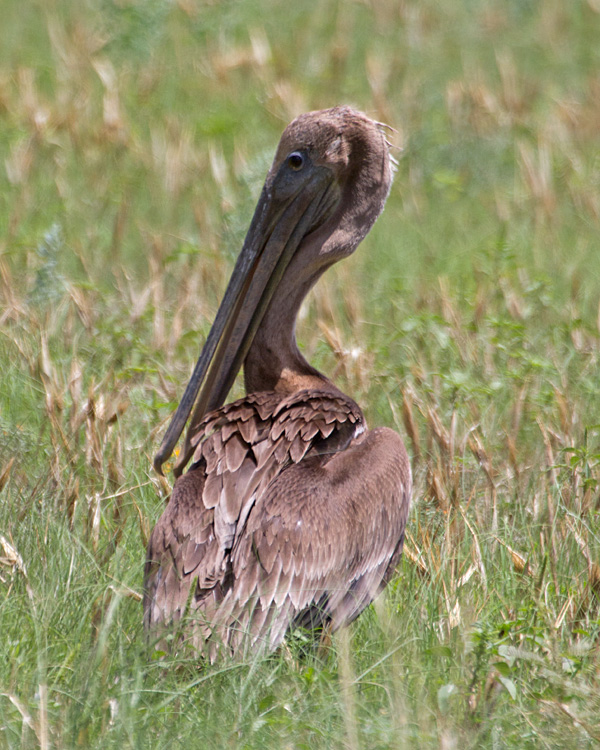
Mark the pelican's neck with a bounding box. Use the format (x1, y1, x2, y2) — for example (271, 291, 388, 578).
(243, 263, 334, 395)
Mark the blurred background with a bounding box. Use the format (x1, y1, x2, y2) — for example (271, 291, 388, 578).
(1, 1, 600, 747)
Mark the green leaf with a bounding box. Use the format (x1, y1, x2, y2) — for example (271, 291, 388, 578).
(498, 676, 517, 701)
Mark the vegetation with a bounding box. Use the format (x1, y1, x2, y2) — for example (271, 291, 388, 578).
(1, 0, 600, 746)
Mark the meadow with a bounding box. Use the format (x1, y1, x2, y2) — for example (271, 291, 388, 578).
(1, 0, 600, 747)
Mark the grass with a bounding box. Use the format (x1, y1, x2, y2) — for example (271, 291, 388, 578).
(1, 0, 600, 746)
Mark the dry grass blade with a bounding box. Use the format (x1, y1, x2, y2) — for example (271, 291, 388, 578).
(428, 407, 451, 458)
(0, 458, 15, 493)
(87, 493, 101, 552)
(38, 683, 49, 750)
(468, 433, 495, 488)
(0, 534, 28, 575)
(108, 584, 142, 602)
(39, 333, 64, 415)
(539, 700, 600, 743)
(494, 536, 534, 576)
(0, 534, 34, 602)
(553, 595, 572, 630)
(566, 516, 592, 565)
(427, 466, 449, 511)
(537, 418, 559, 486)
(456, 564, 477, 589)
(401, 385, 421, 464)
(2, 692, 40, 741)
(403, 538, 430, 578)
(459, 507, 488, 595)
(0, 257, 26, 324)
(131, 496, 152, 549)
(442, 580, 462, 631)
(518, 140, 556, 219)
(92, 57, 126, 139)
(69, 286, 95, 332)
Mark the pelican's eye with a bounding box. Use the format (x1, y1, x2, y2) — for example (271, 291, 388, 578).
(287, 151, 305, 171)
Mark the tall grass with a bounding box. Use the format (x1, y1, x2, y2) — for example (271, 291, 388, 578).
(1, 0, 600, 747)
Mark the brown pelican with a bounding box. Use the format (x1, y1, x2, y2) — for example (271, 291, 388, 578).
(144, 107, 412, 658)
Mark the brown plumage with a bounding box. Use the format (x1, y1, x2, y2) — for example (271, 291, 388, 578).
(144, 107, 412, 658)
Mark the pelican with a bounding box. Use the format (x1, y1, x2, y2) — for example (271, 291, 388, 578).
(144, 107, 412, 658)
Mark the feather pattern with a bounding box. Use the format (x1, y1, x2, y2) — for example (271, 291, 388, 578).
(144, 389, 411, 657)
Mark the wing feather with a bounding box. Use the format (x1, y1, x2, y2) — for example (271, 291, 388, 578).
(224, 432, 247, 473)
(143, 389, 410, 660)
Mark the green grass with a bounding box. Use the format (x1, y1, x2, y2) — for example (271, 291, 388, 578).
(1, 0, 600, 746)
